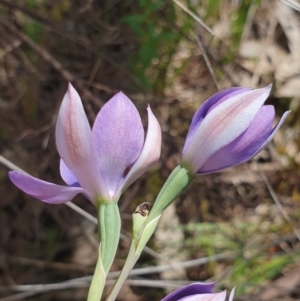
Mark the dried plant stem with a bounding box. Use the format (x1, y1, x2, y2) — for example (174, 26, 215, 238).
(257, 163, 300, 241)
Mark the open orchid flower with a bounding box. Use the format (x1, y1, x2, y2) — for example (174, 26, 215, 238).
(9, 84, 162, 204)
(182, 86, 290, 174)
(161, 283, 235, 301)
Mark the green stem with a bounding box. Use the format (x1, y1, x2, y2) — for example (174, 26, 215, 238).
(147, 165, 194, 221)
(103, 165, 194, 301)
(105, 242, 139, 301)
(87, 245, 106, 301)
(98, 202, 121, 274)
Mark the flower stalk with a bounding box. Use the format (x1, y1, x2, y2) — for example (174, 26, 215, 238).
(97, 202, 121, 274)
(105, 242, 139, 301)
(87, 245, 106, 301)
(147, 165, 194, 222)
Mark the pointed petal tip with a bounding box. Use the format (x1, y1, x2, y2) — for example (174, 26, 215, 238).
(117, 91, 125, 96)
(108, 91, 133, 106)
(8, 170, 25, 182)
(259, 84, 272, 93)
(118, 104, 162, 193)
(146, 104, 152, 112)
(229, 287, 236, 301)
(67, 82, 78, 95)
(250, 84, 272, 94)
(285, 109, 292, 115)
(264, 83, 272, 93)
(8, 170, 16, 180)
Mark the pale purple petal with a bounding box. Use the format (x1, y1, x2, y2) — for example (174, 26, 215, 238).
(183, 87, 252, 153)
(9, 171, 84, 204)
(92, 92, 144, 199)
(199, 105, 274, 172)
(182, 86, 272, 173)
(251, 110, 291, 156)
(161, 283, 215, 301)
(180, 291, 227, 301)
(228, 288, 235, 301)
(56, 83, 108, 201)
(199, 108, 290, 173)
(60, 159, 79, 187)
(120, 105, 162, 193)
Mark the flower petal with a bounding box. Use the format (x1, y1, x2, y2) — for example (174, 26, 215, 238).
(252, 110, 291, 155)
(56, 83, 108, 201)
(200, 108, 290, 173)
(60, 159, 80, 186)
(228, 288, 235, 301)
(9, 171, 84, 204)
(183, 87, 251, 152)
(120, 105, 162, 193)
(161, 283, 215, 301)
(180, 291, 227, 301)
(92, 92, 144, 199)
(199, 105, 274, 172)
(182, 86, 272, 173)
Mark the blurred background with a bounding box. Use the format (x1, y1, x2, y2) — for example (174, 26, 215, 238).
(0, 0, 300, 300)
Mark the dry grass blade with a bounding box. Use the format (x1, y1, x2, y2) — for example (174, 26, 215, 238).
(0, 20, 102, 111)
(0, 155, 162, 259)
(194, 34, 220, 91)
(280, 0, 300, 11)
(257, 163, 300, 242)
(172, 0, 214, 36)
(0, 279, 190, 301)
(1, 252, 234, 299)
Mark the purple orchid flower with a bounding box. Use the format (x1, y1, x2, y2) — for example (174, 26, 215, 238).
(182, 86, 290, 174)
(161, 283, 235, 301)
(9, 84, 162, 204)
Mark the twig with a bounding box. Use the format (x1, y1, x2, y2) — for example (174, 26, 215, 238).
(0, 0, 85, 46)
(194, 34, 220, 91)
(0, 21, 73, 82)
(108, 252, 234, 279)
(0, 279, 191, 301)
(0, 0, 144, 89)
(240, 1, 259, 42)
(280, 0, 300, 11)
(250, 15, 277, 87)
(0, 155, 161, 260)
(172, 0, 214, 36)
(257, 163, 300, 241)
(6, 256, 94, 273)
(1, 252, 234, 294)
(0, 20, 102, 111)
(1, 253, 234, 301)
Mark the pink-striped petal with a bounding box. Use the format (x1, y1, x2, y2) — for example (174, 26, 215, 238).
(182, 86, 272, 173)
(55, 83, 108, 201)
(199, 108, 290, 173)
(92, 92, 144, 199)
(228, 288, 235, 301)
(183, 88, 251, 152)
(120, 106, 162, 193)
(9, 171, 84, 204)
(251, 110, 291, 156)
